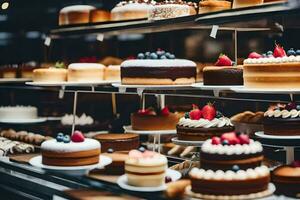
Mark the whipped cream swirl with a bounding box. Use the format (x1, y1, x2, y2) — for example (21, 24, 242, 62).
(201, 139, 263, 155)
(178, 117, 232, 128)
(264, 109, 300, 119)
(244, 55, 300, 64)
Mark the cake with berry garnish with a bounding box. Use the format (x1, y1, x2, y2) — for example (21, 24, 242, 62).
(203, 54, 243, 85)
(41, 131, 101, 166)
(200, 132, 264, 170)
(125, 149, 168, 187)
(263, 102, 300, 136)
(111, 0, 156, 21)
(244, 44, 300, 89)
(272, 161, 300, 197)
(176, 104, 234, 141)
(148, 1, 197, 20)
(121, 50, 196, 85)
(131, 106, 182, 130)
(187, 133, 271, 199)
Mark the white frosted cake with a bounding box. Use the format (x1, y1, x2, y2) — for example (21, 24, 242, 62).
(67, 63, 105, 82)
(149, 3, 196, 20)
(0, 106, 38, 120)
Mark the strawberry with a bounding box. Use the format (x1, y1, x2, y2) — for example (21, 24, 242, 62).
(189, 106, 202, 120)
(138, 108, 156, 116)
(248, 52, 262, 59)
(71, 130, 85, 142)
(215, 54, 232, 66)
(221, 132, 240, 145)
(238, 134, 250, 144)
(273, 43, 286, 58)
(161, 107, 170, 116)
(211, 136, 221, 145)
(202, 103, 216, 120)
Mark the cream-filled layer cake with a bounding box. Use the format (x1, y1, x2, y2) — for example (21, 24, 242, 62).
(67, 63, 105, 82)
(125, 150, 167, 187)
(59, 5, 96, 25)
(0, 106, 38, 120)
(41, 131, 100, 166)
(33, 68, 67, 82)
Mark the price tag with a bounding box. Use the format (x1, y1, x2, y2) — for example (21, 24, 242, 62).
(44, 36, 51, 46)
(97, 34, 104, 41)
(210, 25, 219, 39)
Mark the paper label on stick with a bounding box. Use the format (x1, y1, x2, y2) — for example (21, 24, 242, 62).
(44, 37, 51, 46)
(210, 25, 219, 39)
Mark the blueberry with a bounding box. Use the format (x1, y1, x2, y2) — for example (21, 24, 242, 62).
(56, 135, 64, 142)
(165, 52, 171, 58)
(297, 105, 300, 110)
(296, 49, 300, 55)
(232, 165, 240, 172)
(184, 112, 190, 119)
(169, 54, 175, 59)
(137, 53, 145, 59)
(160, 55, 167, 59)
(165, 176, 172, 183)
(267, 51, 273, 56)
(138, 146, 146, 152)
(150, 53, 158, 59)
(262, 53, 267, 58)
(57, 132, 64, 137)
(222, 140, 229, 145)
(107, 148, 114, 153)
(287, 48, 296, 56)
(63, 135, 70, 143)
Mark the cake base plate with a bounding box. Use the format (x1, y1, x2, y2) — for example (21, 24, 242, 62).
(112, 83, 192, 89)
(29, 155, 112, 175)
(231, 87, 300, 94)
(185, 183, 275, 200)
(171, 137, 204, 147)
(255, 131, 300, 140)
(117, 169, 181, 192)
(192, 83, 243, 90)
(26, 81, 119, 87)
(0, 78, 32, 83)
(123, 126, 176, 135)
(0, 118, 47, 124)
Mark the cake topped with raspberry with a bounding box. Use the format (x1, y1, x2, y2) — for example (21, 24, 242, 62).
(176, 103, 234, 141)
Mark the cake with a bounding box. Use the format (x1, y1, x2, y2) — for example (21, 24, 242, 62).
(272, 161, 300, 197)
(93, 133, 139, 152)
(20, 61, 38, 79)
(41, 131, 100, 166)
(104, 65, 120, 81)
(233, 0, 263, 8)
(203, 54, 243, 85)
(177, 104, 234, 140)
(102, 150, 129, 174)
(199, 0, 231, 14)
(131, 107, 182, 130)
(230, 111, 264, 135)
(59, 5, 96, 25)
(148, 1, 197, 20)
(33, 67, 67, 82)
(111, 1, 156, 21)
(90, 9, 111, 23)
(121, 50, 196, 85)
(67, 63, 105, 82)
(188, 133, 271, 198)
(1, 64, 18, 78)
(263, 102, 300, 136)
(243, 45, 300, 89)
(125, 149, 168, 187)
(0, 106, 38, 121)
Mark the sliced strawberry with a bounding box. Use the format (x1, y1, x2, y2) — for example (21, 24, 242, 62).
(238, 134, 250, 144)
(273, 43, 286, 58)
(215, 54, 232, 66)
(161, 107, 170, 116)
(202, 103, 216, 121)
(71, 130, 85, 142)
(211, 136, 221, 145)
(248, 52, 262, 59)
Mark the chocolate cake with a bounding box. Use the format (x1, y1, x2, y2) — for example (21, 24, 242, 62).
(203, 66, 243, 85)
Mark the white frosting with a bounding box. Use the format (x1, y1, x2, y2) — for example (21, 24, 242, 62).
(126, 152, 167, 166)
(121, 59, 196, 68)
(41, 138, 100, 153)
(244, 55, 300, 64)
(0, 106, 38, 120)
(68, 63, 105, 70)
(149, 4, 191, 20)
(112, 2, 155, 13)
(178, 117, 232, 128)
(264, 109, 300, 118)
(60, 5, 96, 13)
(61, 113, 94, 126)
(190, 165, 269, 180)
(201, 139, 263, 155)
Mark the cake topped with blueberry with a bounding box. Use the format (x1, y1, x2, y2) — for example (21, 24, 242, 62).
(120, 49, 196, 85)
(41, 131, 101, 166)
(263, 102, 300, 136)
(176, 103, 234, 141)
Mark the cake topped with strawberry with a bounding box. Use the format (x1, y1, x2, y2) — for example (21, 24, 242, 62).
(176, 103, 234, 141)
(41, 131, 101, 166)
(203, 54, 243, 85)
(131, 106, 182, 131)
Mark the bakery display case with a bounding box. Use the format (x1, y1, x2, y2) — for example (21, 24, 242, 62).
(1, 0, 300, 199)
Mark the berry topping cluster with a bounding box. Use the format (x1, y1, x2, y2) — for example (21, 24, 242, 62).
(137, 106, 170, 116)
(211, 132, 250, 145)
(215, 54, 233, 66)
(137, 49, 176, 60)
(56, 131, 85, 143)
(56, 133, 71, 143)
(269, 102, 300, 111)
(185, 103, 221, 121)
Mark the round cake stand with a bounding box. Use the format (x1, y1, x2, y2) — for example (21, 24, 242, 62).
(171, 137, 204, 147)
(255, 131, 300, 164)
